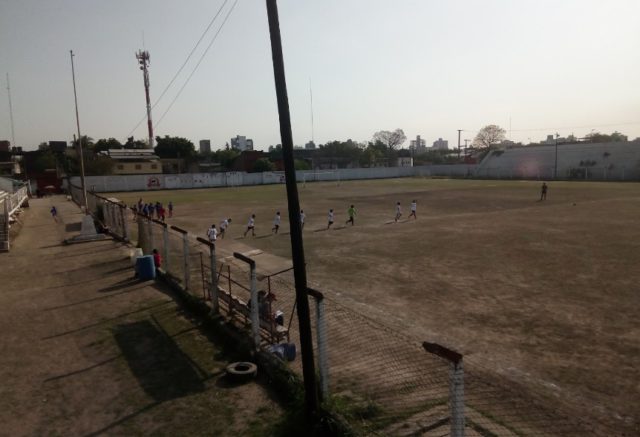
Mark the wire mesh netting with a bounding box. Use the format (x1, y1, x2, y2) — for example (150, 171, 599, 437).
(66, 187, 617, 435)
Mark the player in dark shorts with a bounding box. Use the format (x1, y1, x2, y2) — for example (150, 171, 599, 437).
(540, 182, 548, 201)
(345, 205, 356, 226)
(327, 209, 334, 229)
(244, 214, 256, 237)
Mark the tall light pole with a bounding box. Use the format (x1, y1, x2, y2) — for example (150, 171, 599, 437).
(70, 50, 88, 213)
(554, 132, 560, 180)
(6, 73, 16, 149)
(457, 129, 462, 160)
(136, 50, 154, 149)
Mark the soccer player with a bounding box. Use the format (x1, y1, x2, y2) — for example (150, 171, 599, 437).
(395, 201, 402, 222)
(327, 209, 334, 229)
(409, 200, 417, 219)
(219, 218, 231, 239)
(300, 210, 306, 230)
(346, 204, 356, 226)
(207, 224, 217, 244)
(50, 206, 58, 222)
(272, 211, 281, 234)
(540, 182, 548, 201)
(168, 201, 174, 218)
(244, 214, 256, 237)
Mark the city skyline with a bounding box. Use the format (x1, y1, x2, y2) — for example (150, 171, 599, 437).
(1, 0, 639, 151)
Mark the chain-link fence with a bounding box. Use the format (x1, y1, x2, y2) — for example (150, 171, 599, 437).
(67, 183, 619, 435)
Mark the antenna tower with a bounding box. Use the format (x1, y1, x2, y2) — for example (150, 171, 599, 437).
(136, 50, 154, 149)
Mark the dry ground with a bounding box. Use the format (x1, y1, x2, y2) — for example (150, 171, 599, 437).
(0, 198, 286, 436)
(113, 178, 640, 434)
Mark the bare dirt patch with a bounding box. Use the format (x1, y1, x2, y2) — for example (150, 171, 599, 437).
(112, 179, 640, 434)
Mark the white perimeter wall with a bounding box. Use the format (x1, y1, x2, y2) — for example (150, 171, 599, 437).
(69, 165, 477, 193)
(476, 141, 640, 180)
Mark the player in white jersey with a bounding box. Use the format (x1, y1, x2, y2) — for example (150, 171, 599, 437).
(327, 209, 334, 229)
(207, 224, 217, 243)
(243, 214, 256, 237)
(219, 218, 231, 239)
(272, 211, 281, 234)
(300, 210, 306, 230)
(395, 201, 402, 222)
(409, 200, 417, 220)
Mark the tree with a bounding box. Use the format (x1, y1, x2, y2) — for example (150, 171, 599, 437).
(71, 135, 95, 150)
(84, 155, 114, 176)
(252, 158, 275, 172)
(214, 148, 240, 170)
(124, 136, 147, 149)
(473, 125, 506, 149)
(154, 135, 195, 160)
(586, 131, 628, 143)
(373, 129, 406, 150)
(294, 159, 311, 170)
(94, 137, 123, 153)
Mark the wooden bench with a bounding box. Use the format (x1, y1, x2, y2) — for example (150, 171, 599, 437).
(218, 287, 289, 344)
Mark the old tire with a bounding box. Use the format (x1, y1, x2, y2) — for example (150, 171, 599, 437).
(226, 362, 257, 383)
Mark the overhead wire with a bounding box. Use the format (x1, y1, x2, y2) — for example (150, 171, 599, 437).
(154, 0, 239, 129)
(126, 0, 230, 138)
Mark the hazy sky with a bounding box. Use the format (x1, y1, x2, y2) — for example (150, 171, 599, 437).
(1, 0, 639, 151)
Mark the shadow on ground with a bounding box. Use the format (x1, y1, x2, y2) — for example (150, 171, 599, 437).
(112, 320, 206, 402)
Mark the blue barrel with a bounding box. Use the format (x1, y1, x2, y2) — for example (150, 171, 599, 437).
(135, 255, 156, 280)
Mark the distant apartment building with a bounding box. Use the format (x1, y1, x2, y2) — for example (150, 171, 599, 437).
(0, 141, 10, 152)
(305, 141, 317, 150)
(432, 138, 448, 150)
(199, 139, 211, 154)
(231, 135, 254, 151)
(100, 149, 162, 175)
(409, 135, 426, 152)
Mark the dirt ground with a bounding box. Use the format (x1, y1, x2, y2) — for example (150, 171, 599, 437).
(0, 197, 285, 436)
(113, 178, 640, 434)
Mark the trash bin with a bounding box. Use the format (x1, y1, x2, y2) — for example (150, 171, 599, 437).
(135, 255, 156, 280)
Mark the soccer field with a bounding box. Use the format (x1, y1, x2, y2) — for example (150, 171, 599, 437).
(112, 178, 640, 430)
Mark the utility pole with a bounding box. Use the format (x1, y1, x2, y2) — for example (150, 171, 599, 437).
(136, 50, 154, 149)
(266, 0, 319, 420)
(457, 129, 462, 159)
(6, 73, 16, 149)
(70, 50, 88, 213)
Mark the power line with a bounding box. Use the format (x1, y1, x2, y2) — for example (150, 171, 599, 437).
(126, 0, 230, 138)
(154, 0, 239, 129)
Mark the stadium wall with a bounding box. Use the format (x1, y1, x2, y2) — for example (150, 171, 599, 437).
(475, 141, 640, 180)
(67, 164, 477, 193)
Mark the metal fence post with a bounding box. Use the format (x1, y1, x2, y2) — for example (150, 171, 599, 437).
(309, 288, 329, 401)
(163, 224, 169, 273)
(120, 205, 129, 241)
(234, 252, 260, 349)
(450, 360, 465, 437)
(137, 215, 146, 252)
(183, 232, 190, 290)
(210, 243, 219, 313)
(423, 342, 465, 437)
(148, 217, 155, 254)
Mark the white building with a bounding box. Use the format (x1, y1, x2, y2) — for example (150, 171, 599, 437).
(410, 135, 427, 152)
(397, 157, 413, 167)
(432, 138, 448, 150)
(231, 135, 254, 151)
(199, 139, 211, 154)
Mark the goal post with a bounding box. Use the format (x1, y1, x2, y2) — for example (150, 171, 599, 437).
(302, 170, 341, 188)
